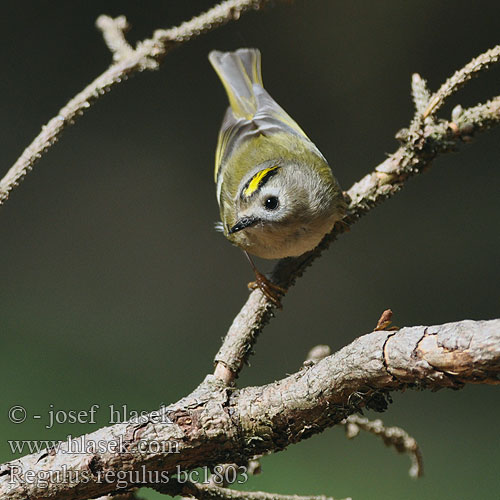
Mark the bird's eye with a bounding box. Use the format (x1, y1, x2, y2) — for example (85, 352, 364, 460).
(264, 196, 279, 210)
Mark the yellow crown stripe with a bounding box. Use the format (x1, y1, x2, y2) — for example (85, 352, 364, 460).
(244, 166, 279, 197)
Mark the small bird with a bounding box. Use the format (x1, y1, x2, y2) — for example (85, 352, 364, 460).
(209, 48, 346, 304)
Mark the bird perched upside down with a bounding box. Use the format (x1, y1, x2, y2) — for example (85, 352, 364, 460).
(209, 48, 346, 305)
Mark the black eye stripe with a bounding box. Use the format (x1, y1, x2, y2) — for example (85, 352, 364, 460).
(241, 166, 280, 199)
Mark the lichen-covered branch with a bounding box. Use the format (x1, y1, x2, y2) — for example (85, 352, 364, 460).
(0, 0, 276, 205)
(0, 318, 497, 500)
(213, 44, 500, 382)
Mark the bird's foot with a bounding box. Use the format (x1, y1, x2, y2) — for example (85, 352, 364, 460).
(248, 271, 286, 308)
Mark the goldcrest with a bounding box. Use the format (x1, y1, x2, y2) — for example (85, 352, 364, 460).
(209, 48, 346, 300)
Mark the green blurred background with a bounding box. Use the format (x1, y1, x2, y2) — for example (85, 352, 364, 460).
(1, 1, 499, 499)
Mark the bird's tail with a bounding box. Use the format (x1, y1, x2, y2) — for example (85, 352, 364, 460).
(209, 48, 263, 119)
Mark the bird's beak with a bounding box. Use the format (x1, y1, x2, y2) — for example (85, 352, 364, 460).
(228, 216, 259, 234)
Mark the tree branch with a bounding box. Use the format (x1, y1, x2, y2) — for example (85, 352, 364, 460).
(0, 0, 276, 205)
(213, 44, 500, 382)
(422, 44, 500, 118)
(342, 416, 423, 479)
(154, 478, 345, 500)
(0, 318, 497, 500)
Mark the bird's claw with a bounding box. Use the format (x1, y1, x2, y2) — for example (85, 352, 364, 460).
(248, 271, 286, 308)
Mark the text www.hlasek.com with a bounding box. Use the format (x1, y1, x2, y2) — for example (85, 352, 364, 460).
(7, 435, 179, 455)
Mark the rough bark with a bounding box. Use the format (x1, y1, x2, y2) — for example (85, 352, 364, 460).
(0, 319, 498, 500)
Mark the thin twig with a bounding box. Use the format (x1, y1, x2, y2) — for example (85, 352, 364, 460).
(96, 15, 134, 62)
(423, 44, 500, 118)
(411, 73, 431, 115)
(155, 479, 344, 500)
(0, 0, 276, 205)
(342, 415, 423, 478)
(155, 478, 346, 500)
(453, 95, 500, 132)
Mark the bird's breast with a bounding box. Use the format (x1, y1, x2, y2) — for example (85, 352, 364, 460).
(229, 215, 337, 259)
